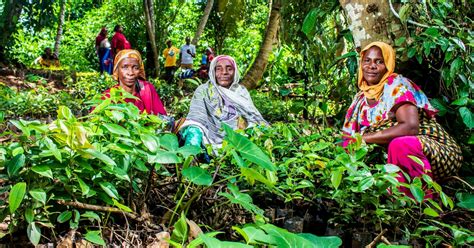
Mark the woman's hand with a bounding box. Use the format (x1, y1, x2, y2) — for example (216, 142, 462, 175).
(363, 103, 419, 145)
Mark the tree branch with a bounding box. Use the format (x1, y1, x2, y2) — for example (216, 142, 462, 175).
(388, 0, 430, 28)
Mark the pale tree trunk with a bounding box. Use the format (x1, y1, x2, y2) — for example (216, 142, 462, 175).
(339, 0, 402, 50)
(192, 0, 214, 46)
(54, 0, 66, 57)
(143, 0, 160, 77)
(241, 1, 281, 89)
(0, 0, 24, 61)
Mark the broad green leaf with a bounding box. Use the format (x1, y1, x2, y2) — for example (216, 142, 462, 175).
(160, 134, 179, 151)
(140, 133, 159, 153)
(377, 244, 411, 248)
(31, 165, 53, 179)
(112, 199, 132, 212)
(200, 233, 253, 248)
(82, 211, 101, 222)
(456, 193, 474, 210)
(223, 124, 275, 171)
(9, 182, 26, 213)
(430, 98, 448, 116)
(84, 230, 106, 246)
(177, 145, 201, 158)
(25, 207, 34, 223)
(219, 184, 264, 216)
(99, 182, 120, 199)
(29, 189, 47, 205)
(187, 231, 222, 248)
(440, 192, 454, 209)
(149, 150, 182, 164)
(331, 169, 343, 189)
(241, 167, 274, 187)
(77, 177, 90, 196)
(302, 8, 318, 38)
(102, 123, 130, 137)
(459, 107, 474, 129)
(409, 184, 425, 203)
(298, 233, 343, 248)
(84, 149, 117, 167)
(27, 222, 41, 245)
(171, 212, 188, 243)
(7, 154, 25, 178)
(57, 211, 72, 223)
(424, 27, 439, 37)
(423, 208, 439, 217)
(182, 167, 213, 186)
(44, 137, 62, 162)
(407, 155, 424, 166)
(384, 164, 400, 173)
(58, 106, 74, 121)
(237, 225, 274, 245)
(357, 177, 375, 192)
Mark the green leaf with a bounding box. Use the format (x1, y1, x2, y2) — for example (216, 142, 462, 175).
(451, 98, 468, 106)
(102, 123, 130, 137)
(171, 212, 188, 243)
(409, 184, 425, 203)
(149, 150, 182, 164)
(456, 193, 474, 210)
(331, 168, 343, 189)
(357, 177, 375, 191)
(44, 137, 62, 162)
(200, 233, 253, 248)
(302, 8, 318, 38)
(58, 106, 74, 121)
(7, 154, 25, 178)
(423, 208, 439, 217)
(440, 192, 454, 209)
(223, 124, 275, 171)
(84, 149, 117, 167)
(99, 182, 120, 199)
(298, 232, 343, 248)
(219, 184, 264, 216)
(177, 145, 202, 158)
(84, 230, 106, 246)
(9, 182, 26, 213)
(82, 211, 101, 222)
(25, 207, 34, 223)
(77, 177, 90, 196)
(187, 231, 222, 248)
(430, 98, 449, 116)
(31, 165, 53, 179)
(407, 155, 424, 166)
(112, 199, 132, 212)
(27, 222, 41, 245)
(384, 164, 400, 173)
(182, 167, 213, 186)
(424, 27, 439, 37)
(57, 211, 72, 223)
(459, 107, 474, 129)
(236, 225, 273, 245)
(160, 134, 179, 151)
(29, 189, 47, 205)
(241, 167, 275, 187)
(140, 134, 159, 153)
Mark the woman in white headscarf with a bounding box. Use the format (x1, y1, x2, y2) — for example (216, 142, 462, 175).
(179, 55, 268, 151)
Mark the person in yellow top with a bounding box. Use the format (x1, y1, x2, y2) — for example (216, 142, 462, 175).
(163, 40, 180, 84)
(33, 47, 60, 68)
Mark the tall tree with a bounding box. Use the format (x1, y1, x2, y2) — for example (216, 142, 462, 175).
(0, 0, 24, 61)
(143, 0, 159, 77)
(53, 0, 66, 57)
(192, 0, 214, 46)
(241, 0, 281, 89)
(339, 0, 402, 49)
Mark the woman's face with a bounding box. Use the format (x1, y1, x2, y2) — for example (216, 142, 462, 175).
(118, 57, 140, 88)
(362, 46, 387, 86)
(215, 59, 235, 88)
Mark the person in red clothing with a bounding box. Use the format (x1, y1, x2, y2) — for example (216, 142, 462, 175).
(111, 25, 131, 58)
(103, 49, 167, 116)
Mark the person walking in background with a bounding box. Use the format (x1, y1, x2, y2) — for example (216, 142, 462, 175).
(163, 40, 180, 84)
(95, 27, 112, 74)
(111, 24, 131, 58)
(179, 37, 195, 70)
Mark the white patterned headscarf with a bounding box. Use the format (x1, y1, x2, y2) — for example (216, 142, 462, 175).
(181, 55, 268, 149)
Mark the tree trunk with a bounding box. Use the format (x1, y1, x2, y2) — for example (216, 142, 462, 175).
(54, 0, 66, 57)
(0, 0, 24, 61)
(192, 0, 214, 46)
(143, 0, 160, 77)
(339, 0, 402, 50)
(241, 1, 281, 89)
